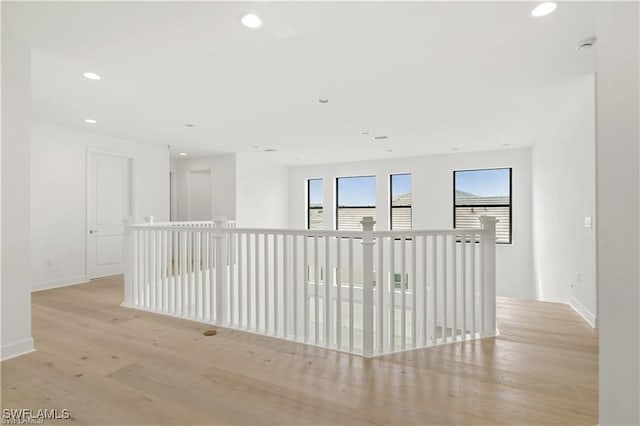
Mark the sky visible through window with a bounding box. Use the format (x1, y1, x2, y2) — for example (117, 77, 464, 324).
(337, 176, 376, 206)
(455, 168, 510, 197)
(308, 179, 323, 206)
(391, 174, 411, 198)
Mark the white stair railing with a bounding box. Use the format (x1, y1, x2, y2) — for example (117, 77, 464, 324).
(122, 216, 497, 357)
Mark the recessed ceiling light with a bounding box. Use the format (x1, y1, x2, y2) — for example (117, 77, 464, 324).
(451, 147, 459, 151)
(293, 158, 301, 161)
(502, 143, 511, 147)
(184, 123, 195, 128)
(386, 149, 393, 153)
(251, 145, 260, 149)
(374, 136, 388, 140)
(83, 72, 101, 80)
(241, 14, 262, 29)
(179, 152, 188, 156)
(360, 131, 370, 135)
(318, 98, 330, 104)
(531, 2, 557, 17)
(84, 118, 97, 124)
(264, 148, 277, 152)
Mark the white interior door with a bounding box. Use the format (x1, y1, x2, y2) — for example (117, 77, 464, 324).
(87, 152, 132, 279)
(189, 170, 212, 220)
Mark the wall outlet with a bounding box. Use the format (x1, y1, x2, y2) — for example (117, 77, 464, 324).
(584, 217, 592, 228)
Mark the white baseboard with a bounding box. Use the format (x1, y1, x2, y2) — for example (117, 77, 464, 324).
(569, 296, 598, 328)
(1, 337, 35, 361)
(32, 275, 88, 292)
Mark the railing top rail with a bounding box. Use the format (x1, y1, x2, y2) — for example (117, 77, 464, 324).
(371, 229, 492, 237)
(128, 223, 491, 237)
(224, 228, 366, 238)
(130, 220, 236, 229)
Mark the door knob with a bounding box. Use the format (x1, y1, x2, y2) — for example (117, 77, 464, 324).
(89, 229, 98, 234)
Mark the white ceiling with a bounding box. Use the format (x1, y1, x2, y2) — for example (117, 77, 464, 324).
(2, 1, 596, 164)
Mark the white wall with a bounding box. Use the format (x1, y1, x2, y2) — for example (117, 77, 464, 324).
(170, 158, 178, 221)
(595, 3, 640, 424)
(236, 153, 289, 228)
(532, 75, 597, 325)
(1, 37, 34, 360)
(288, 148, 533, 299)
(30, 121, 170, 291)
(175, 154, 236, 221)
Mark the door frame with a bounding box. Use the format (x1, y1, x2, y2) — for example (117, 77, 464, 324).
(86, 148, 136, 279)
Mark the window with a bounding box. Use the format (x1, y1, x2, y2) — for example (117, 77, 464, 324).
(390, 173, 412, 230)
(307, 178, 323, 230)
(454, 168, 512, 244)
(336, 176, 376, 231)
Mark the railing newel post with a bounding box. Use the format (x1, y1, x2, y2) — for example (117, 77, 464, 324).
(479, 216, 498, 337)
(123, 216, 134, 307)
(214, 216, 229, 324)
(360, 216, 376, 357)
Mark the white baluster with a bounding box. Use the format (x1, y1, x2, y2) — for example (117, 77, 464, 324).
(187, 230, 193, 318)
(150, 229, 157, 311)
(238, 232, 243, 328)
(411, 236, 417, 349)
(293, 235, 299, 340)
(255, 233, 260, 332)
(401, 236, 406, 350)
(208, 231, 215, 322)
(336, 236, 342, 350)
(273, 233, 278, 336)
(162, 230, 168, 313)
(377, 236, 384, 354)
(195, 231, 202, 320)
(303, 236, 309, 343)
(422, 235, 428, 346)
(122, 217, 134, 307)
(133, 229, 139, 307)
(452, 233, 457, 341)
(442, 234, 448, 342)
(313, 236, 319, 345)
(264, 233, 270, 334)
(324, 235, 331, 346)
(230, 232, 236, 326)
(171, 229, 177, 315)
(389, 232, 395, 351)
(348, 237, 354, 353)
(431, 235, 437, 345)
(246, 233, 252, 330)
(178, 231, 185, 316)
(470, 232, 476, 338)
(461, 233, 467, 340)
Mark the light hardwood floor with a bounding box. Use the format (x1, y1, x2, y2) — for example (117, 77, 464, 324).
(1, 276, 598, 425)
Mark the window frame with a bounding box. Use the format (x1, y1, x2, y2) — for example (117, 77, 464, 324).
(453, 167, 513, 244)
(307, 178, 323, 230)
(389, 173, 412, 230)
(335, 175, 376, 231)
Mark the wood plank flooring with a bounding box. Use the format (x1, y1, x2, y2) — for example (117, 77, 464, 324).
(1, 276, 598, 425)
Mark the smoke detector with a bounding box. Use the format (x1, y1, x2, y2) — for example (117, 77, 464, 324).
(576, 37, 597, 51)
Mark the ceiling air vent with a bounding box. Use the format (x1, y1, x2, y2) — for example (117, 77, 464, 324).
(576, 37, 597, 51)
